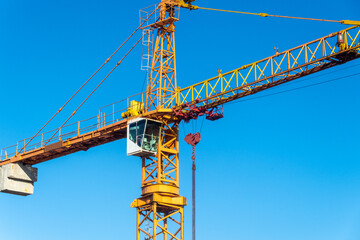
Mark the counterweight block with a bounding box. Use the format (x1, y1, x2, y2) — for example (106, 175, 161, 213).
(0, 163, 38, 196)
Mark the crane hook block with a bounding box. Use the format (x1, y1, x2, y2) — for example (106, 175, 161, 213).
(184, 132, 201, 147)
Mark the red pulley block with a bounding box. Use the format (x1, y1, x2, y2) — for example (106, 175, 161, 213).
(184, 132, 201, 147)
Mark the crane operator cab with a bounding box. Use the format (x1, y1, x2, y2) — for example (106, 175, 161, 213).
(126, 118, 162, 157)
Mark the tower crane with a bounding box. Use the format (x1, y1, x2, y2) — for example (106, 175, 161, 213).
(1, 0, 360, 239)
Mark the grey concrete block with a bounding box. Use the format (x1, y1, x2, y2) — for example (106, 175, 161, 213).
(0, 163, 37, 196)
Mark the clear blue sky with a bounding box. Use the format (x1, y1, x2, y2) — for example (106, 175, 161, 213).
(1, 0, 360, 240)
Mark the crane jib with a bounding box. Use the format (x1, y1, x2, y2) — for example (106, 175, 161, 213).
(1, 26, 359, 167)
(176, 26, 360, 112)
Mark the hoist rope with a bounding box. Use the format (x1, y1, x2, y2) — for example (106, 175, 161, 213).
(196, 6, 354, 24)
(45, 33, 146, 145)
(199, 116, 205, 134)
(192, 148, 196, 240)
(184, 132, 201, 240)
(18, 8, 158, 153)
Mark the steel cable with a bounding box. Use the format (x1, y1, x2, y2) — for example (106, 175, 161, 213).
(195, 6, 359, 25)
(18, 7, 158, 154)
(45, 33, 146, 146)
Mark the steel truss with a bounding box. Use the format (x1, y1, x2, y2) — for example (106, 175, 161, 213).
(131, 120, 186, 240)
(175, 26, 360, 110)
(135, 201, 184, 240)
(146, 0, 179, 111)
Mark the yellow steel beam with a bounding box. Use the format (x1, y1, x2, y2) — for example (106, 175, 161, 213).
(175, 26, 360, 110)
(0, 109, 176, 166)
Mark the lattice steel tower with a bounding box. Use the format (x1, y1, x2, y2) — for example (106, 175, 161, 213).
(131, 1, 185, 240)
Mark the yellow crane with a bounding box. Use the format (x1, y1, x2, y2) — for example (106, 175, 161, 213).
(1, 1, 360, 239)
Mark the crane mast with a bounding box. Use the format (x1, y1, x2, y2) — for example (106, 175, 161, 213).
(132, 1, 185, 240)
(146, 1, 178, 111)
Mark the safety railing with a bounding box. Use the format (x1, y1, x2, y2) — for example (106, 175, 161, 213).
(139, 3, 180, 30)
(0, 91, 146, 161)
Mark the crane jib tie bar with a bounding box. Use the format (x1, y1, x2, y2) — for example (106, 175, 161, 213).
(179, 2, 360, 26)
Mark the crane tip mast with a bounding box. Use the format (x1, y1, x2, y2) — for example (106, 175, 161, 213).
(1, 0, 360, 240)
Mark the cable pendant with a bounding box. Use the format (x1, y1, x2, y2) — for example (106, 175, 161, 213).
(184, 4, 360, 26)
